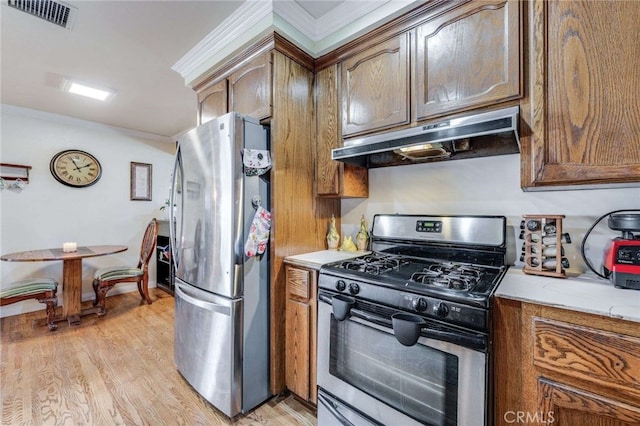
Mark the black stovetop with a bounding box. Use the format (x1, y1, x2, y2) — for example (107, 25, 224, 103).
(321, 249, 506, 306)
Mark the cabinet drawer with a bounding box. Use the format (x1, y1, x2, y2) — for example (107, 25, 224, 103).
(532, 317, 640, 398)
(286, 267, 311, 299)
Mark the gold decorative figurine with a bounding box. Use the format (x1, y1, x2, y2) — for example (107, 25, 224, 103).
(356, 215, 369, 251)
(327, 214, 340, 250)
(340, 236, 357, 252)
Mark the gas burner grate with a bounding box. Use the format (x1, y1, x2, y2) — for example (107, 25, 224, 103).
(410, 262, 484, 291)
(338, 253, 411, 275)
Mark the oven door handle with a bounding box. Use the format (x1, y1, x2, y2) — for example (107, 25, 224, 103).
(317, 392, 355, 426)
(349, 307, 487, 351)
(319, 295, 487, 350)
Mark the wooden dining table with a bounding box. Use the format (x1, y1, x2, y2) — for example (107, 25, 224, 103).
(1, 245, 127, 326)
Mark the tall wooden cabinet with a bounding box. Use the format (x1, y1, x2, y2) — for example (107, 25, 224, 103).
(192, 34, 340, 396)
(521, 0, 640, 189)
(315, 64, 368, 198)
(493, 297, 640, 426)
(414, 0, 521, 120)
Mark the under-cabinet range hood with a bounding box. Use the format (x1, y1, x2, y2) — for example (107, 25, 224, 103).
(332, 106, 520, 168)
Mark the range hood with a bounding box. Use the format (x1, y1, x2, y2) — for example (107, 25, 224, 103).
(332, 106, 520, 168)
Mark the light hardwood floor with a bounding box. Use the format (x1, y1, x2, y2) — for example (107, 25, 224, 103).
(1, 289, 316, 425)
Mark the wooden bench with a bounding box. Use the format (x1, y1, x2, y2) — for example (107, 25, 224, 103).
(0, 278, 59, 330)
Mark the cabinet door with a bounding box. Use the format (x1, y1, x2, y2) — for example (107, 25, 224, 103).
(285, 298, 310, 400)
(229, 51, 272, 120)
(285, 265, 318, 404)
(197, 79, 227, 125)
(414, 0, 521, 121)
(341, 33, 409, 136)
(538, 379, 640, 426)
(532, 317, 640, 401)
(523, 0, 640, 188)
(316, 65, 368, 198)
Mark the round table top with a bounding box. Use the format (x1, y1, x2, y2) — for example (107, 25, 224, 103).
(1, 245, 128, 262)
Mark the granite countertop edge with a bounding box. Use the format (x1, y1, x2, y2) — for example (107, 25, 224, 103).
(284, 250, 369, 271)
(496, 268, 640, 323)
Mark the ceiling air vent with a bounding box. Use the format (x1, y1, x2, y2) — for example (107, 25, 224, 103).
(8, 0, 78, 30)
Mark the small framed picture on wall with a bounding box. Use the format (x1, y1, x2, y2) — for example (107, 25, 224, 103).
(130, 162, 152, 201)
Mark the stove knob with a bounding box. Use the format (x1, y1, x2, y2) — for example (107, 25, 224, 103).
(348, 283, 360, 295)
(335, 280, 346, 292)
(433, 302, 449, 318)
(413, 298, 428, 313)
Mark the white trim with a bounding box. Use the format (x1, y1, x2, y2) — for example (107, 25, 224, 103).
(1, 104, 173, 143)
(273, 1, 318, 39)
(276, 0, 391, 42)
(172, 0, 423, 85)
(172, 0, 274, 84)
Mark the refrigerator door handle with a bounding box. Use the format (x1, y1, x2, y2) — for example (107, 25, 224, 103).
(175, 284, 231, 316)
(169, 148, 182, 272)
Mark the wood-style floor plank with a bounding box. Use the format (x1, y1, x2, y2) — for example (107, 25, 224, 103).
(1, 289, 316, 425)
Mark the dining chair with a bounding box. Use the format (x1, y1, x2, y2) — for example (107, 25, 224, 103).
(92, 218, 158, 316)
(0, 278, 59, 330)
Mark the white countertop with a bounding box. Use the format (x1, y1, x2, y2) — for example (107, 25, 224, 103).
(497, 268, 640, 323)
(283, 250, 368, 270)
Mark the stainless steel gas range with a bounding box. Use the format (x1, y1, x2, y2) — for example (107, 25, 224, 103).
(317, 214, 509, 426)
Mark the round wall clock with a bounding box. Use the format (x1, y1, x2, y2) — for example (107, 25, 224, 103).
(50, 149, 102, 188)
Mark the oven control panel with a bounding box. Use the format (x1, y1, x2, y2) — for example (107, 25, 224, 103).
(416, 220, 442, 233)
(404, 296, 486, 331)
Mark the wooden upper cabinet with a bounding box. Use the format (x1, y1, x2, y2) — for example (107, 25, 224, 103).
(522, 0, 640, 188)
(316, 65, 368, 198)
(197, 79, 227, 125)
(341, 33, 410, 136)
(228, 51, 272, 121)
(414, 0, 521, 121)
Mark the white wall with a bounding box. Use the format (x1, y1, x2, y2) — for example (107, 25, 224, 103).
(0, 106, 175, 318)
(341, 154, 640, 276)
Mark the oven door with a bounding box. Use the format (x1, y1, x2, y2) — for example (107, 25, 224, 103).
(317, 292, 487, 426)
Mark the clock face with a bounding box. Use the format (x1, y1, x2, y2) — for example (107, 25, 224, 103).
(50, 150, 102, 188)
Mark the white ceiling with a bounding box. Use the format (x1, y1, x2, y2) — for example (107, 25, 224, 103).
(1, 0, 418, 142)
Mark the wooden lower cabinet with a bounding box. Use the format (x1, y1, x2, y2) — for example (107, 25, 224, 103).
(284, 264, 317, 405)
(494, 297, 640, 425)
(538, 379, 640, 425)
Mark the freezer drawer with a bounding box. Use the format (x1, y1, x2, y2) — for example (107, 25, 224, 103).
(174, 281, 242, 417)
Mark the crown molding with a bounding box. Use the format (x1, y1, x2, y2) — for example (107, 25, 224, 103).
(275, 1, 390, 42)
(172, 1, 274, 85)
(172, 0, 421, 85)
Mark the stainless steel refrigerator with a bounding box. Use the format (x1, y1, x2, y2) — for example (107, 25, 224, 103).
(169, 112, 271, 417)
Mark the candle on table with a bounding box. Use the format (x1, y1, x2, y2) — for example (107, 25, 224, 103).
(63, 242, 77, 252)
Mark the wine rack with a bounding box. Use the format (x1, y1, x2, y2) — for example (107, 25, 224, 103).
(520, 214, 570, 278)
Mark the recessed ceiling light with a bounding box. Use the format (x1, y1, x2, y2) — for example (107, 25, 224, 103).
(61, 79, 115, 101)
